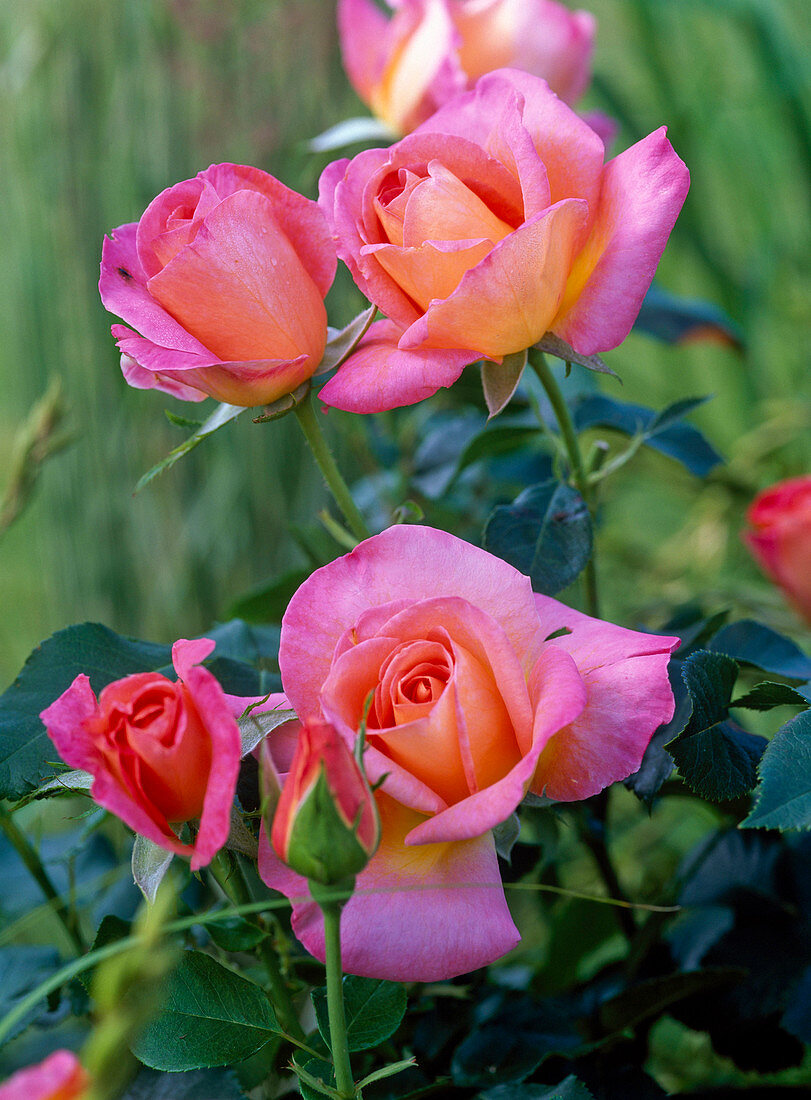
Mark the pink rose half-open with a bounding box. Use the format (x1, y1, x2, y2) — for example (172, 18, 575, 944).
(318, 68, 689, 413)
(259, 525, 678, 980)
(99, 163, 336, 406)
(0, 1051, 88, 1100)
(744, 475, 811, 625)
(40, 639, 241, 871)
(338, 0, 595, 135)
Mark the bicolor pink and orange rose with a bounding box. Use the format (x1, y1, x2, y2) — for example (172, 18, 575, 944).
(318, 68, 690, 412)
(99, 164, 336, 406)
(259, 526, 678, 980)
(338, 0, 596, 135)
(0, 1051, 88, 1100)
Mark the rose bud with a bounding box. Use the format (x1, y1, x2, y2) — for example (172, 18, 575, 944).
(99, 163, 337, 406)
(338, 0, 595, 135)
(0, 1051, 89, 1100)
(744, 475, 811, 624)
(269, 717, 380, 886)
(40, 639, 241, 871)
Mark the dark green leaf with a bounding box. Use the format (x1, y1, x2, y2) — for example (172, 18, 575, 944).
(633, 282, 744, 349)
(200, 620, 281, 666)
(484, 481, 592, 595)
(481, 1077, 595, 1100)
(164, 411, 204, 430)
(203, 657, 262, 697)
(0, 946, 61, 1041)
(132, 951, 281, 1071)
(0, 623, 171, 800)
(572, 394, 722, 476)
(292, 1050, 336, 1100)
(742, 710, 811, 831)
(732, 681, 811, 710)
(597, 969, 744, 1035)
(136, 402, 245, 491)
(313, 976, 407, 1052)
(667, 651, 766, 800)
(708, 621, 811, 680)
(205, 917, 265, 953)
(227, 569, 313, 625)
(121, 1067, 245, 1100)
(782, 965, 811, 1043)
(625, 664, 688, 806)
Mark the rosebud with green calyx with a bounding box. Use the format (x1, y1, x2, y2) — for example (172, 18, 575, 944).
(270, 718, 380, 887)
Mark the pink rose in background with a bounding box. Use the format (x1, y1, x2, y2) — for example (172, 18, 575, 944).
(318, 68, 689, 413)
(40, 639, 242, 870)
(99, 163, 336, 406)
(0, 1051, 88, 1100)
(744, 475, 811, 624)
(338, 0, 595, 135)
(259, 525, 678, 980)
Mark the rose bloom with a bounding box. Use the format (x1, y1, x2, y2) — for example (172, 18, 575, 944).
(40, 639, 243, 870)
(99, 163, 336, 406)
(318, 68, 690, 413)
(0, 1051, 88, 1100)
(744, 475, 811, 624)
(339, 0, 595, 135)
(259, 526, 678, 980)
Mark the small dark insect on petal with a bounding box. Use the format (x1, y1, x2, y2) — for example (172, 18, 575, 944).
(117, 267, 133, 281)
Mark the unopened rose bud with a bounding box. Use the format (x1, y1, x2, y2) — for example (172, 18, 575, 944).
(270, 718, 380, 887)
(0, 1051, 89, 1100)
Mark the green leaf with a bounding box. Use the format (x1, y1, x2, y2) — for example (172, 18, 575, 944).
(597, 969, 744, 1035)
(0, 623, 171, 801)
(535, 332, 618, 379)
(481, 350, 527, 419)
(572, 393, 722, 477)
(633, 282, 744, 349)
(121, 1067, 245, 1100)
(136, 402, 245, 491)
(205, 917, 265, 953)
(742, 711, 811, 831)
(0, 945, 61, 1041)
(312, 975, 407, 1052)
(480, 1077, 595, 1100)
(732, 681, 811, 710)
(317, 305, 377, 375)
(292, 1050, 337, 1100)
(309, 115, 395, 153)
(708, 620, 811, 680)
(131, 950, 282, 1070)
(484, 480, 592, 595)
(667, 650, 767, 801)
(237, 706, 297, 756)
(228, 568, 312, 625)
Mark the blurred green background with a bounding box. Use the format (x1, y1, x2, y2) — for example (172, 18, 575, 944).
(1, 0, 809, 686)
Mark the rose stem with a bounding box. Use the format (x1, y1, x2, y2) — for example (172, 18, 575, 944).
(527, 348, 600, 618)
(580, 790, 636, 944)
(294, 389, 371, 544)
(0, 802, 86, 954)
(316, 890, 355, 1099)
(208, 850, 305, 1043)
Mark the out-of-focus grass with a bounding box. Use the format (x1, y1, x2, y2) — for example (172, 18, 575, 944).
(1, 0, 809, 683)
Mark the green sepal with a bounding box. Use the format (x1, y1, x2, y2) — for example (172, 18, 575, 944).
(286, 765, 370, 885)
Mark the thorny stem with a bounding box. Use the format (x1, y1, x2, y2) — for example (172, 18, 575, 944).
(319, 897, 355, 1098)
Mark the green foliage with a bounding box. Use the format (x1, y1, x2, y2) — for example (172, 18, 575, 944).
(484, 481, 593, 595)
(742, 711, 811, 831)
(121, 1067, 245, 1100)
(708, 621, 811, 681)
(132, 950, 282, 1071)
(0, 623, 170, 801)
(667, 650, 766, 800)
(312, 976, 407, 1053)
(571, 394, 723, 476)
(481, 1078, 595, 1100)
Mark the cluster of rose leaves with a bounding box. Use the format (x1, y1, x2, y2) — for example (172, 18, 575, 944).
(4, 2, 810, 1097)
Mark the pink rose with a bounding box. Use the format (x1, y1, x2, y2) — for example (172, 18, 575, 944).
(40, 639, 242, 871)
(318, 68, 690, 413)
(338, 0, 595, 135)
(0, 1051, 88, 1100)
(99, 163, 336, 406)
(744, 475, 811, 624)
(259, 526, 678, 980)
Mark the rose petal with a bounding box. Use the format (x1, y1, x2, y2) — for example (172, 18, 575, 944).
(318, 319, 475, 413)
(257, 794, 520, 980)
(551, 127, 690, 355)
(337, 0, 391, 101)
(119, 349, 208, 402)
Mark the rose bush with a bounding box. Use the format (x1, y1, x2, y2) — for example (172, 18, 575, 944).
(338, 0, 595, 135)
(40, 638, 242, 870)
(259, 525, 679, 980)
(318, 68, 690, 413)
(744, 475, 811, 624)
(99, 163, 336, 406)
(0, 1051, 88, 1100)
